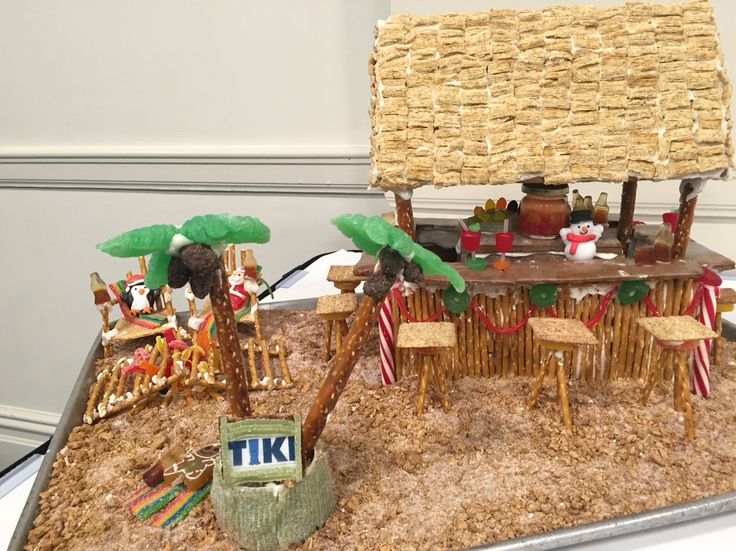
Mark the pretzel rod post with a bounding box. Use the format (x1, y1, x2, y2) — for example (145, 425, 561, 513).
(556, 355, 572, 430)
(509, 292, 519, 376)
(449, 313, 460, 380)
(528, 351, 553, 409)
(394, 190, 416, 239)
(594, 294, 606, 383)
(676, 351, 695, 440)
(673, 181, 698, 259)
(617, 176, 638, 250)
(610, 300, 623, 378)
(322, 320, 333, 362)
(633, 301, 647, 379)
(524, 292, 533, 377)
(501, 293, 511, 378)
(392, 293, 402, 380)
(260, 338, 274, 388)
(277, 342, 291, 384)
(626, 303, 640, 378)
(618, 303, 632, 378)
(334, 319, 344, 358)
(681, 279, 694, 315)
(416, 356, 431, 415)
(586, 296, 598, 381)
(470, 296, 480, 377)
(252, 294, 262, 341)
(640, 340, 662, 405)
(479, 295, 489, 377)
(457, 310, 468, 378)
(438, 350, 451, 411)
(531, 306, 540, 380)
(84, 369, 109, 423)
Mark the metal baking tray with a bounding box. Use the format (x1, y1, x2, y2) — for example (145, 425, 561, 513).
(9, 303, 736, 550)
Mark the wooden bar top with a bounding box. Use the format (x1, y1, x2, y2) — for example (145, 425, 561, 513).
(354, 241, 733, 288)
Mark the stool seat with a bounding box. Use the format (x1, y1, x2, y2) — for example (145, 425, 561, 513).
(717, 287, 736, 306)
(326, 265, 364, 293)
(316, 294, 358, 320)
(396, 321, 456, 415)
(528, 318, 598, 346)
(396, 321, 456, 349)
(637, 315, 717, 343)
(528, 318, 597, 431)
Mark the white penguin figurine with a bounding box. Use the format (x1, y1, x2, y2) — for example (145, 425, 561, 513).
(559, 209, 604, 261)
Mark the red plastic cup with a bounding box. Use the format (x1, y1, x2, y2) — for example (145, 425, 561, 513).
(662, 212, 678, 233)
(495, 231, 514, 254)
(460, 228, 481, 252)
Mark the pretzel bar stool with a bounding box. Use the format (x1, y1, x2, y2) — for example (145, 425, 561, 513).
(527, 318, 597, 430)
(326, 265, 364, 294)
(714, 288, 736, 366)
(316, 294, 358, 361)
(638, 316, 717, 441)
(396, 322, 456, 415)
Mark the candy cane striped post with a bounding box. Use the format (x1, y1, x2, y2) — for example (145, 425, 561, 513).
(378, 283, 399, 385)
(689, 283, 718, 397)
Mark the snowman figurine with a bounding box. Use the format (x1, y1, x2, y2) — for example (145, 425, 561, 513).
(559, 209, 604, 261)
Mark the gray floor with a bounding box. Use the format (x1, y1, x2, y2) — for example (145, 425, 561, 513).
(0, 441, 41, 474)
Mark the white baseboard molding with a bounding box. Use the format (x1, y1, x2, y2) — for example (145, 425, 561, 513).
(0, 405, 60, 446)
(0, 148, 375, 195)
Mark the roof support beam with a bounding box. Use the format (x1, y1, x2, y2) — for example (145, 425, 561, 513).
(394, 188, 415, 240)
(672, 178, 702, 260)
(617, 176, 638, 253)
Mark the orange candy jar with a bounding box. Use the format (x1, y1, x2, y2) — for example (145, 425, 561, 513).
(518, 183, 570, 239)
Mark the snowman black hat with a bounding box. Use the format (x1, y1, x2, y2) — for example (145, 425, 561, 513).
(569, 209, 593, 224)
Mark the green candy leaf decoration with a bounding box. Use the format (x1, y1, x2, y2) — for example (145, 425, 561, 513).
(180, 214, 270, 245)
(443, 286, 470, 314)
(617, 280, 650, 305)
(97, 224, 178, 257)
(145, 251, 172, 289)
(529, 284, 558, 308)
(332, 214, 465, 293)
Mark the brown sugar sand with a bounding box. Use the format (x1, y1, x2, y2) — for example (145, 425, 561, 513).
(25, 309, 736, 550)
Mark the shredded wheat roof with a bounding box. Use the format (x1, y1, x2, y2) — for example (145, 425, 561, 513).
(369, 0, 733, 190)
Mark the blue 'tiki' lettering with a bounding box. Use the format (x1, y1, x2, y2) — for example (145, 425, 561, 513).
(248, 438, 260, 466)
(228, 436, 297, 467)
(227, 440, 248, 467)
(263, 437, 287, 464)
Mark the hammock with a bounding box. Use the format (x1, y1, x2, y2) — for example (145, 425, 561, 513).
(108, 280, 167, 330)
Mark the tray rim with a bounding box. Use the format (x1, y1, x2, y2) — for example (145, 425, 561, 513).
(9, 305, 736, 550)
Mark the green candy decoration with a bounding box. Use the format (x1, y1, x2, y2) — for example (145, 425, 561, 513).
(617, 280, 650, 304)
(529, 284, 558, 308)
(332, 214, 466, 293)
(443, 286, 470, 314)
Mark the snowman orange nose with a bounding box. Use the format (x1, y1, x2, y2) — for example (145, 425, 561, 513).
(580, 226, 588, 233)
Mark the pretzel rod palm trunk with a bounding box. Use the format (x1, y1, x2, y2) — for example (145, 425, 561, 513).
(211, 257, 251, 417)
(301, 295, 381, 462)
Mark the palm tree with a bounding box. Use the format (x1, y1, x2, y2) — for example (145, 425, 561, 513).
(97, 214, 270, 418)
(301, 214, 464, 461)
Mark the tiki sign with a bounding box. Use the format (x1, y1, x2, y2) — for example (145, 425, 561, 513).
(219, 415, 302, 485)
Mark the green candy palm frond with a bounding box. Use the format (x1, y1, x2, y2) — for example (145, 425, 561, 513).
(97, 214, 270, 290)
(332, 213, 465, 293)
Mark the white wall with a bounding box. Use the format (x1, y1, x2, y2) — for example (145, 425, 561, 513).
(0, 0, 392, 462)
(0, 0, 734, 459)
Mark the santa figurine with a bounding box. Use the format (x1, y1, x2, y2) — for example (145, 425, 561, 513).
(120, 274, 160, 315)
(559, 209, 604, 261)
(228, 266, 259, 310)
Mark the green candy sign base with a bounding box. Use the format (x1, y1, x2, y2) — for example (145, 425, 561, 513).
(211, 445, 336, 551)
